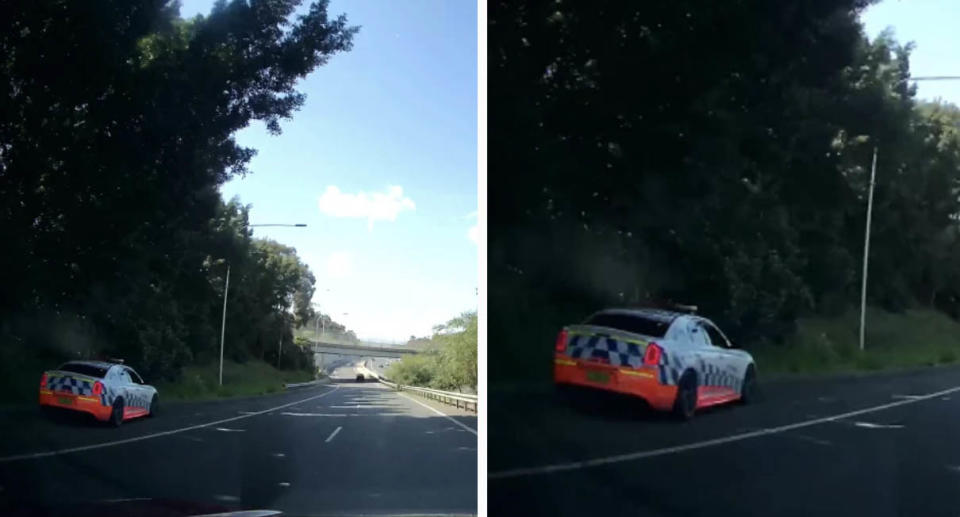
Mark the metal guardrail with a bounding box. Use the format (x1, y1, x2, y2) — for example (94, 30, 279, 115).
(284, 380, 323, 389)
(378, 378, 478, 412)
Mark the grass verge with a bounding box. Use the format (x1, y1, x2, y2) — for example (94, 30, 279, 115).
(156, 360, 315, 401)
(751, 307, 960, 378)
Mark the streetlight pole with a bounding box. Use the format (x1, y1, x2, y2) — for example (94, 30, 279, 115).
(219, 222, 306, 386)
(218, 264, 230, 386)
(859, 147, 878, 352)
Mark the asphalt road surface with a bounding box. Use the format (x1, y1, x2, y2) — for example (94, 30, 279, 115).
(490, 365, 960, 517)
(0, 377, 477, 516)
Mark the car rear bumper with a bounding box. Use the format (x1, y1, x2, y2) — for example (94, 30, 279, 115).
(39, 391, 112, 421)
(553, 356, 678, 411)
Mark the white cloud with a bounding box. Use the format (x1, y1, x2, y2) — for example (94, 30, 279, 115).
(325, 252, 353, 279)
(468, 224, 479, 245)
(317, 185, 415, 230)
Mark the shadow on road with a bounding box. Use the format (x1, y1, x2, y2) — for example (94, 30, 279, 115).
(556, 386, 745, 423)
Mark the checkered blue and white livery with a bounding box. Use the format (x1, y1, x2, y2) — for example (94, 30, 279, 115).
(46, 375, 94, 396)
(564, 334, 646, 368)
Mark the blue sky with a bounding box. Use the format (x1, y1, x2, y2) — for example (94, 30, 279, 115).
(179, 1, 478, 342)
(863, 0, 960, 105)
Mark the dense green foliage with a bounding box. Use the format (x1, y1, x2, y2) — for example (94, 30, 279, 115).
(156, 359, 314, 401)
(756, 308, 960, 376)
(0, 0, 357, 383)
(489, 1, 960, 382)
(387, 312, 478, 391)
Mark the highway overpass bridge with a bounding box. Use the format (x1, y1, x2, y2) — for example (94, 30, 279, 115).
(311, 341, 418, 358)
(310, 341, 417, 374)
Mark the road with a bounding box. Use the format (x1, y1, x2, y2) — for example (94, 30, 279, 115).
(490, 366, 960, 516)
(0, 376, 477, 516)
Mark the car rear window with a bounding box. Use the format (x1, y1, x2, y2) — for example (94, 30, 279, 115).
(584, 313, 671, 337)
(58, 363, 109, 378)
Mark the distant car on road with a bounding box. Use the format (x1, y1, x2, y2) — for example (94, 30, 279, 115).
(39, 360, 159, 426)
(554, 307, 758, 419)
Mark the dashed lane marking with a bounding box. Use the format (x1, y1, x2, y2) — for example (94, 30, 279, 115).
(0, 385, 340, 463)
(489, 384, 960, 479)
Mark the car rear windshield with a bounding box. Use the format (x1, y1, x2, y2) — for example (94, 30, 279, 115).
(57, 363, 109, 378)
(584, 313, 671, 338)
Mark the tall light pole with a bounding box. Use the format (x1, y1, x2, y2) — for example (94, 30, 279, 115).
(219, 223, 306, 386)
(859, 147, 878, 352)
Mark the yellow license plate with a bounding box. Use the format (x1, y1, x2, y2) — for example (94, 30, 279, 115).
(586, 370, 610, 384)
(57, 396, 74, 405)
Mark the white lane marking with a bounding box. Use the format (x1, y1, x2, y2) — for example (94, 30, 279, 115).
(325, 426, 343, 443)
(891, 394, 923, 400)
(488, 384, 960, 479)
(397, 392, 477, 436)
(238, 411, 258, 415)
(214, 427, 246, 433)
(278, 482, 291, 487)
(213, 494, 240, 502)
(272, 452, 285, 458)
(0, 385, 340, 463)
(851, 421, 904, 429)
(100, 497, 152, 503)
(789, 434, 833, 446)
(281, 412, 350, 417)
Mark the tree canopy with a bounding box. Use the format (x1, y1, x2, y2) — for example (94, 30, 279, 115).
(489, 1, 960, 381)
(0, 0, 357, 381)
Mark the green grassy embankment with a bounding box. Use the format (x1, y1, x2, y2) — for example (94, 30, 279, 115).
(489, 280, 960, 387)
(156, 360, 315, 401)
(752, 308, 960, 378)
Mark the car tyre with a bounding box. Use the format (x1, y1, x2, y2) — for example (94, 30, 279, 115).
(110, 398, 124, 427)
(740, 365, 759, 404)
(149, 394, 160, 417)
(673, 372, 698, 421)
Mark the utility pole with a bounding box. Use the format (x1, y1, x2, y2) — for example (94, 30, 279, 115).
(219, 264, 230, 386)
(859, 146, 878, 352)
(218, 222, 305, 386)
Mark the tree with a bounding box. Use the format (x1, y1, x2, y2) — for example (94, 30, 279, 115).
(0, 0, 356, 381)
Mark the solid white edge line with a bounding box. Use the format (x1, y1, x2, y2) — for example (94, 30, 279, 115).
(488, 384, 960, 479)
(397, 392, 478, 436)
(0, 385, 340, 463)
(324, 425, 342, 443)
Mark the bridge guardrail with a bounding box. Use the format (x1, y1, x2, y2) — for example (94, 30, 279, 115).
(284, 380, 323, 390)
(378, 378, 477, 412)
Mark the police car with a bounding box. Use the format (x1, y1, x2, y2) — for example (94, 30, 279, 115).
(39, 360, 159, 426)
(554, 306, 758, 419)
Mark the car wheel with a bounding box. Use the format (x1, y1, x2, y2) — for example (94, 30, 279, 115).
(673, 372, 698, 421)
(149, 394, 160, 417)
(740, 365, 759, 404)
(110, 398, 124, 427)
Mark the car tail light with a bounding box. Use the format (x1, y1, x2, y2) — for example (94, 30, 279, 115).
(643, 342, 663, 366)
(555, 329, 569, 353)
(39, 372, 47, 389)
(93, 381, 104, 396)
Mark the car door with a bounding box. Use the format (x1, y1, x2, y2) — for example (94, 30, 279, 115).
(124, 367, 151, 411)
(702, 321, 743, 396)
(115, 368, 144, 412)
(686, 320, 718, 385)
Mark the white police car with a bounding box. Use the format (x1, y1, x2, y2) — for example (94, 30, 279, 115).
(554, 306, 758, 419)
(39, 360, 159, 426)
